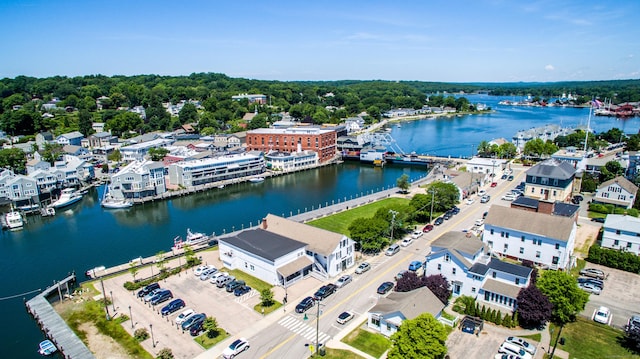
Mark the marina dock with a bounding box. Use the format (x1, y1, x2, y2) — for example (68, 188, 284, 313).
(25, 273, 96, 359)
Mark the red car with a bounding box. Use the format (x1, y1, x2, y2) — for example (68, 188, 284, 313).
(423, 224, 434, 233)
(490, 182, 498, 187)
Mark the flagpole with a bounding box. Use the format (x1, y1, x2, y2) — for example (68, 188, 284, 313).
(583, 98, 594, 155)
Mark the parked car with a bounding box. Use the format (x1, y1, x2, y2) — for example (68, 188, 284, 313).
(480, 195, 490, 203)
(580, 268, 605, 280)
(423, 224, 434, 232)
(505, 336, 536, 355)
(490, 182, 498, 187)
(408, 260, 423, 272)
(443, 212, 453, 220)
(502, 193, 517, 201)
(161, 298, 185, 316)
(411, 230, 423, 239)
(193, 265, 209, 277)
(226, 279, 246, 292)
(501, 174, 508, 180)
(355, 262, 371, 274)
(478, 189, 487, 196)
(137, 282, 160, 298)
(401, 237, 413, 247)
(335, 275, 352, 288)
(337, 311, 354, 325)
(498, 342, 532, 359)
(434, 217, 444, 225)
(450, 206, 460, 215)
(150, 289, 173, 305)
(189, 320, 205, 336)
(507, 175, 514, 181)
(494, 354, 523, 359)
(628, 314, 640, 332)
(234, 285, 252, 297)
(295, 296, 315, 313)
(579, 282, 602, 295)
(376, 281, 394, 295)
(143, 288, 162, 302)
(578, 277, 604, 290)
(460, 316, 483, 335)
(175, 308, 195, 325)
(181, 313, 206, 330)
(209, 271, 228, 284)
(216, 274, 235, 288)
(465, 198, 475, 205)
(222, 338, 249, 359)
(474, 218, 485, 227)
(395, 270, 409, 281)
(593, 306, 611, 324)
(385, 244, 400, 256)
(199, 266, 218, 280)
(314, 284, 337, 300)
(573, 194, 584, 202)
(591, 217, 606, 223)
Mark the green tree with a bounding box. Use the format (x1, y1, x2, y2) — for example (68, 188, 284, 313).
(148, 147, 170, 161)
(0, 147, 27, 173)
(156, 348, 174, 359)
(128, 262, 140, 283)
(78, 109, 94, 137)
(260, 288, 275, 307)
(347, 216, 389, 253)
(600, 161, 624, 182)
(178, 103, 198, 124)
(396, 174, 410, 193)
(106, 111, 143, 137)
(387, 313, 448, 359)
(41, 142, 64, 165)
(203, 316, 220, 338)
(247, 112, 268, 130)
(537, 270, 588, 324)
(155, 251, 166, 273)
(476, 140, 491, 157)
(107, 149, 122, 163)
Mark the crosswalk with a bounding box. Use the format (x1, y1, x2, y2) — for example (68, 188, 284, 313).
(278, 315, 331, 344)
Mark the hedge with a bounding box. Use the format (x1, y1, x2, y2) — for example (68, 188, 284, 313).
(587, 244, 640, 274)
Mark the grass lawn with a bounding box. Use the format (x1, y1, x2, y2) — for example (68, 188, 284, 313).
(308, 198, 410, 236)
(227, 269, 273, 292)
(194, 330, 229, 349)
(342, 326, 391, 358)
(254, 301, 283, 315)
(312, 348, 364, 358)
(549, 317, 640, 359)
(519, 333, 542, 343)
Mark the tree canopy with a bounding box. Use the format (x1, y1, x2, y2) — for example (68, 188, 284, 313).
(387, 313, 448, 359)
(516, 285, 553, 328)
(536, 270, 589, 324)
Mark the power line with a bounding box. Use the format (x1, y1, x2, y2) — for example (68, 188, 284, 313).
(0, 288, 42, 301)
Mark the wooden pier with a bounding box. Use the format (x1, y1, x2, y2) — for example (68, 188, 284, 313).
(25, 273, 96, 359)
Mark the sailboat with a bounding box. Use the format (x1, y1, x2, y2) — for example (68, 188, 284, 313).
(101, 186, 133, 209)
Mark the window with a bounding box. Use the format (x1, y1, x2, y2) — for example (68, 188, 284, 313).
(531, 188, 535, 193)
(490, 229, 494, 235)
(616, 230, 621, 235)
(541, 178, 548, 185)
(445, 253, 450, 262)
(552, 256, 559, 264)
(519, 247, 524, 254)
(536, 251, 541, 258)
(555, 243, 560, 250)
(437, 264, 441, 270)
(553, 190, 557, 196)
(492, 271, 496, 278)
(531, 176, 537, 183)
(452, 268, 457, 275)
(538, 239, 542, 246)
(250, 264, 255, 271)
(614, 239, 619, 246)
(515, 278, 520, 285)
(488, 240, 493, 248)
(501, 231, 505, 238)
(503, 243, 508, 251)
(521, 236, 525, 242)
(472, 287, 476, 293)
(505, 232, 510, 238)
(628, 242, 633, 249)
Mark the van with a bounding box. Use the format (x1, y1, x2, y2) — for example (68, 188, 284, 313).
(216, 274, 234, 288)
(498, 341, 532, 359)
(385, 244, 400, 256)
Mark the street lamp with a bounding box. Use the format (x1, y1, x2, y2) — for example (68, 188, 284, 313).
(150, 323, 155, 348)
(129, 305, 133, 329)
(491, 159, 496, 179)
(429, 189, 437, 224)
(110, 290, 115, 312)
(389, 210, 398, 242)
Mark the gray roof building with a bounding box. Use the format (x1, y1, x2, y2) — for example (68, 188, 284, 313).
(220, 229, 306, 262)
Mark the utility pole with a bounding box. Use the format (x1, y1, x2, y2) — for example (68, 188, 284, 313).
(100, 276, 110, 321)
(315, 299, 320, 357)
(429, 189, 436, 223)
(389, 210, 398, 242)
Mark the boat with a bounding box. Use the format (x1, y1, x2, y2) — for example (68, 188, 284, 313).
(5, 211, 24, 230)
(359, 146, 387, 164)
(172, 228, 211, 250)
(85, 265, 106, 277)
(50, 188, 83, 209)
(101, 187, 133, 209)
(249, 177, 265, 183)
(38, 339, 57, 356)
(41, 207, 55, 217)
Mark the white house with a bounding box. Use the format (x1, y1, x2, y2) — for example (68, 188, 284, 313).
(218, 229, 311, 286)
(167, 152, 265, 188)
(367, 287, 445, 337)
(109, 160, 166, 200)
(594, 176, 638, 209)
(120, 138, 175, 162)
(466, 157, 507, 176)
(265, 150, 318, 172)
(601, 214, 640, 255)
(261, 214, 356, 278)
(56, 131, 84, 146)
(425, 231, 532, 311)
(483, 205, 576, 270)
(0, 172, 38, 201)
(524, 158, 578, 202)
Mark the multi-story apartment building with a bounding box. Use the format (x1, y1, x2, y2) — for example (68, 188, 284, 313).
(167, 152, 265, 187)
(109, 160, 166, 200)
(524, 158, 577, 202)
(245, 127, 337, 163)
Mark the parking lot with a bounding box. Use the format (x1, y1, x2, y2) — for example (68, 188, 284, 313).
(579, 262, 640, 329)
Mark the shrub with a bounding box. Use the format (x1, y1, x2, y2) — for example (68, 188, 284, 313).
(134, 328, 149, 341)
(587, 244, 640, 273)
(156, 348, 174, 359)
(628, 208, 639, 217)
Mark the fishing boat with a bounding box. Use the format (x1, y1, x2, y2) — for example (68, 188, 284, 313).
(38, 339, 57, 356)
(172, 228, 211, 250)
(101, 187, 133, 209)
(5, 211, 24, 230)
(249, 177, 265, 183)
(50, 188, 83, 209)
(85, 265, 106, 277)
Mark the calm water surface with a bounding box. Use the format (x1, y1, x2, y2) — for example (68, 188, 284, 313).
(3, 94, 639, 357)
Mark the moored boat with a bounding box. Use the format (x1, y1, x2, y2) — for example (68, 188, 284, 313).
(172, 228, 211, 250)
(249, 177, 265, 183)
(101, 188, 133, 209)
(38, 339, 57, 356)
(5, 211, 24, 230)
(50, 188, 83, 209)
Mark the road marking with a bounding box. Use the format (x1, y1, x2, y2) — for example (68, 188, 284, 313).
(275, 314, 332, 345)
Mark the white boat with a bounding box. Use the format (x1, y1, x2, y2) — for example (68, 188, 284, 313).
(85, 265, 106, 277)
(38, 339, 57, 356)
(249, 177, 265, 183)
(50, 188, 83, 209)
(172, 228, 211, 250)
(41, 207, 55, 217)
(5, 211, 24, 230)
(101, 187, 133, 209)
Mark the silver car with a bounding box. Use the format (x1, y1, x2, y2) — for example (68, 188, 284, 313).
(579, 268, 605, 280)
(355, 262, 371, 274)
(505, 336, 536, 355)
(579, 282, 601, 295)
(335, 275, 352, 288)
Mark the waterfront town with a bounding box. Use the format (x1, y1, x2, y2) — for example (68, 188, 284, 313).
(10, 90, 640, 359)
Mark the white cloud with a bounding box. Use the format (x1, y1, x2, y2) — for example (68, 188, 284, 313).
(544, 64, 555, 71)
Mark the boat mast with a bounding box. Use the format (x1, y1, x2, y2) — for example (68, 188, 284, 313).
(583, 98, 594, 154)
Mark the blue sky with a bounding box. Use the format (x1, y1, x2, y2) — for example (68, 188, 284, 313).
(1, 0, 639, 82)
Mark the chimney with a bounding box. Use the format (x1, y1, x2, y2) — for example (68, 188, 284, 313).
(262, 217, 268, 229)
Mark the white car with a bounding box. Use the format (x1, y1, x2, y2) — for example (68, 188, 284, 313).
(175, 308, 195, 325)
(209, 271, 228, 284)
(502, 193, 517, 201)
(411, 230, 423, 239)
(199, 266, 218, 280)
(466, 198, 475, 205)
(193, 265, 208, 277)
(474, 218, 485, 227)
(505, 336, 536, 355)
(337, 311, 355, 324)
(593, 306, 611, 324)
(401, 237, 413, 247)
(335, 275, 352, 288)
(222, 338, 249, 359)
(478, 189, 487, 196)
(498, 342, 532, 359)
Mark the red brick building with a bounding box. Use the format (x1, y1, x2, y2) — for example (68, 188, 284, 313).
(245, 127, 337, 163)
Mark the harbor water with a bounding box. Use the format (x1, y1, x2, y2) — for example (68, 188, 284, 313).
(2, 95, 639, 358)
